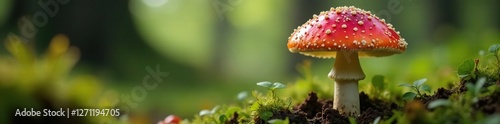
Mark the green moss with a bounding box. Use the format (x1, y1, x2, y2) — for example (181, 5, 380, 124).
(250, 90, 291, 121)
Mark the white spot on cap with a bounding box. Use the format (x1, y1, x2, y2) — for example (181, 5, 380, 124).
(341, 24, 347, 29)
(399, 39, 407, 48)
(361, 40, 367, 45)
(358, 21, 364, 25)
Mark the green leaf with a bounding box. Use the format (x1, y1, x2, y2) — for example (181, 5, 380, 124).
(458, 74, 470, 78)
(372, 75, 385, 91)
(480, 114, 500, 124)
(250, 102, 260, 111)
(271, 82, 286, 90)
(398, 83, 413, 87)
(413, 78, 427, 87)
(211, 105, 220, 113)
(402, 92, 417, 101)
(199, 110, 212, 116)
(475, 77, 486, 95)
(373, 116, 381, 124)
(219, 114, 227, 123)
(488, 44, 500, 54)
(225, 107, 242, 117)
(260, 111, 273, 120)
(427, 99, 451, 109)
(457, 59, 475, 76)
(420, 84, 431, 93)
(267, 119, 283, 124)
(240, 112, 251, 118)
(237, 91, 248, 101)
(268, 118, 289, 124)
(257, 81, 273, 88)
(465, 83, 479, 103)
(465, 83, 475, 95)
(348, 116, 358, 124)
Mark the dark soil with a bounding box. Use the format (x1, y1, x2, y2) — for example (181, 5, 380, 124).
(420, 78, 500, 115)
(250, 79, 500, 123)
(226, 112, 239, 124)
(254, 92, 399, 124)
(417, 87, 454, 108)
(474, 87, 500, 114)
(357, 92, 399, 124)
(254, 109, 308, 124)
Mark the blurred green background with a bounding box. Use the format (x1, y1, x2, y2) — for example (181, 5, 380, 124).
(0, 0, 499, 123)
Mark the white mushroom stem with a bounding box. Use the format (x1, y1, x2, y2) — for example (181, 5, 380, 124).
(328, 51, 365, 116)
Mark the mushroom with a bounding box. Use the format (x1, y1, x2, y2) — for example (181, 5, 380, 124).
(287, 6, 407, 116)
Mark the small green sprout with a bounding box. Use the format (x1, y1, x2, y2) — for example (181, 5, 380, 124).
(257, 81, 273, 87)
(465, 77, 486, 103)
(268, 118, 290, 124)
(199, 105, 220, 116)
(373, 116, 381, 124)
(198, 105, 226, 123)
(257, 81, 287, 90)
(488, 44, 500, 55)
(237, 91, 249, 101)
(427, 99, 451, 109)
(260, 111, 274, 120)
(257, 81, 287, 98)
(218, 114, 227, 123)
(398, 78, 431, 101)
(488, 44, 500, 72)
(457, 59, 476, 79)
(348, 117, 357, 124)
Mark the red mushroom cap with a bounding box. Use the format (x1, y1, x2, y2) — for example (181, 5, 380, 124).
(287, 6, 407, 58)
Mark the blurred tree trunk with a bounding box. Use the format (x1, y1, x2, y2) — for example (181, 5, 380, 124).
(287, 0, 324, 76)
